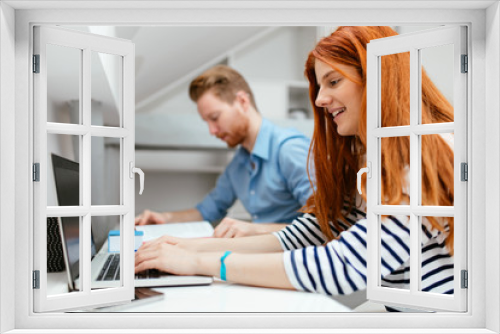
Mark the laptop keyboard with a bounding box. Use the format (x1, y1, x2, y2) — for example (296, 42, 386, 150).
(96, 254, 163, 281)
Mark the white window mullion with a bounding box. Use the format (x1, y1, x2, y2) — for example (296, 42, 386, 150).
(46, 123, 87, 135)
(365, 45, 380, 299)
(80, 47, 92, 294)
(46, 123, 130, 138)
(413, 123, 454, 135)
(372, 205, 455, 217)
(373, 123, 455, 138)
(121, 48, 136, 294)
(409, 47, 420, 295)
(90, 126, 130, 138)
(46, 205, 128, 217)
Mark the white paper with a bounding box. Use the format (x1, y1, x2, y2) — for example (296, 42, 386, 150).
(135, 221, 214, 242)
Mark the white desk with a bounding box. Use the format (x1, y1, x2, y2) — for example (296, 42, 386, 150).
(48, 272, 352, 313)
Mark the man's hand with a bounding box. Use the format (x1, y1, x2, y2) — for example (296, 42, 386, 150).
(213, 217, 261, 238)
(135, 210, 170, 226)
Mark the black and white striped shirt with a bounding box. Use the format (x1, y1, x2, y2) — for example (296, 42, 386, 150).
(273, 208, 454, 296)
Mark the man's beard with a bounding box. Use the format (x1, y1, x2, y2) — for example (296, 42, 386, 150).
(219, 117, 250, 148)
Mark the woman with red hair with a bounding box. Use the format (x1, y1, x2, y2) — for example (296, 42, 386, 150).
(135, 26, 455, 302)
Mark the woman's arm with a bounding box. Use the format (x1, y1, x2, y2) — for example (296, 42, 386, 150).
(134, 241, 294, 290)
(198, 251, 294, 289)
(151, 232, 284, 254)
(213, 217, 288, 238)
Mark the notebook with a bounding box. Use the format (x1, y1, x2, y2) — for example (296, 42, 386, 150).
(51, 153, 213, 291)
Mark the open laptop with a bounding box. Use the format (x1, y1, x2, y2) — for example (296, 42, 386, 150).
(51, 153, 213, 291)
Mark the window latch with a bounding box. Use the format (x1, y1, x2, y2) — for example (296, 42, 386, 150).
(357, 162, 372, 195)
(129, 162, 145, 195)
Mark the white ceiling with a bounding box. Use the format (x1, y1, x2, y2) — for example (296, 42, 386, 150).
(128, 26, 267, 104)
(50, 25, 268, 124)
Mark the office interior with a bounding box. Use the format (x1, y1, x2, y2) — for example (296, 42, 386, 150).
(46, 25, 452, 312)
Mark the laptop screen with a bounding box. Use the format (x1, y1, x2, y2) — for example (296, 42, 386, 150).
(51, 154, 96, 284)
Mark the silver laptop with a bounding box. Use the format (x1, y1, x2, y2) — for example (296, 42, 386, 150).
(51, 153, 213, 291)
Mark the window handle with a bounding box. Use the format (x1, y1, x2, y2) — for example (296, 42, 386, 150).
(357, 162, 371, 195)
(129, 162, 145, 195)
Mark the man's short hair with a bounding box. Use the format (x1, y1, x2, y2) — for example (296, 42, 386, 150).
(189, 65, 257, 110)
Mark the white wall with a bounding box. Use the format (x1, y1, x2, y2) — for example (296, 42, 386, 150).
(485, 3, 500, 332)
(0, 2, 16, 333)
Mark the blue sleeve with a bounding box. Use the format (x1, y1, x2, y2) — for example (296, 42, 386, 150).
(277, 136, 312, 206)
(195, 167, 237, 222)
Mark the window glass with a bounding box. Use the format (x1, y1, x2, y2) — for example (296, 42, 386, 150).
(421, 134, 454, 206)
(420, 44, 454, 124)
(47, 44, 81, 124)
(379, 215, 411, 291)
(91, 136, 121, 206)
(47, 134, 81, 207)
(91, 216, 123, 290)
(47, 216, 82, 295)
(381, 52, 410, 127)
(420, 216, 455, 296)
(381, 136, 410, 205)
(91, 52, 123, 127)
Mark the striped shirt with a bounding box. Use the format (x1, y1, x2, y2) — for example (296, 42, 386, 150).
(273, 207, 454, 296)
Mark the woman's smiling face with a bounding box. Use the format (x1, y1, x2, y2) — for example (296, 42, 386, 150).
(314, 60, 364, 136)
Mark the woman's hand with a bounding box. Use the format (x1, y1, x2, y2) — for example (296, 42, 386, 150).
(134, 236, 199, 276)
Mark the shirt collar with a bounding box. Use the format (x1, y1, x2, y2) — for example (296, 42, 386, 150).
(251, 118, 272, 161)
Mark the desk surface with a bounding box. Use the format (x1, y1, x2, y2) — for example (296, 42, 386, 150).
(48, 272, 352, 313)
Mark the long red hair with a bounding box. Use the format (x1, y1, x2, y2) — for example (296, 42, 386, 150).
(303, 26, 455, 253)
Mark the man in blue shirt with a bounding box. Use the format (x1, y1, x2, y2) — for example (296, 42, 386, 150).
(136, 65, 312, 237)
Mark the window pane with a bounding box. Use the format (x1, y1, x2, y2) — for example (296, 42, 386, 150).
(47, 216, 81, 295)
(379, 215, 411, 291)
(381, 52, 410, 127)
(48, 134, 81, 207)
(420, 44, 454, 124)
(91, 216, 123, 290)
(91, 52, 123, 127)
(91, 136, 121, 206)
(421, 133, 454, 206)
(47, 44, 81, 124)
(420, 216, 454, 296)
(381, 136, 410, 205)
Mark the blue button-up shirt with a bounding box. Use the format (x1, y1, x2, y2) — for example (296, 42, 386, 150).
(196, 118, 312, 223)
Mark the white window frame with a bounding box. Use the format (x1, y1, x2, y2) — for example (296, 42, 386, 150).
(32, 25, 136, 312)
(365, 26, 467, 312)
(0, 2, 498, 333)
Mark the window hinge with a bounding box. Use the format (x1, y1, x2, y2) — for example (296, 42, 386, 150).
(33, 270, 40, 289)
(461, 270, 468, 289)
(461, 163, 468, 181)
(461, 54, 468, 73)
(33, 163, 40, 182)
(33, 54, 40, 73)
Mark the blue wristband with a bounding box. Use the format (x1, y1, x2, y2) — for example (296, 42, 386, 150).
(220, 251, 232, 281)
